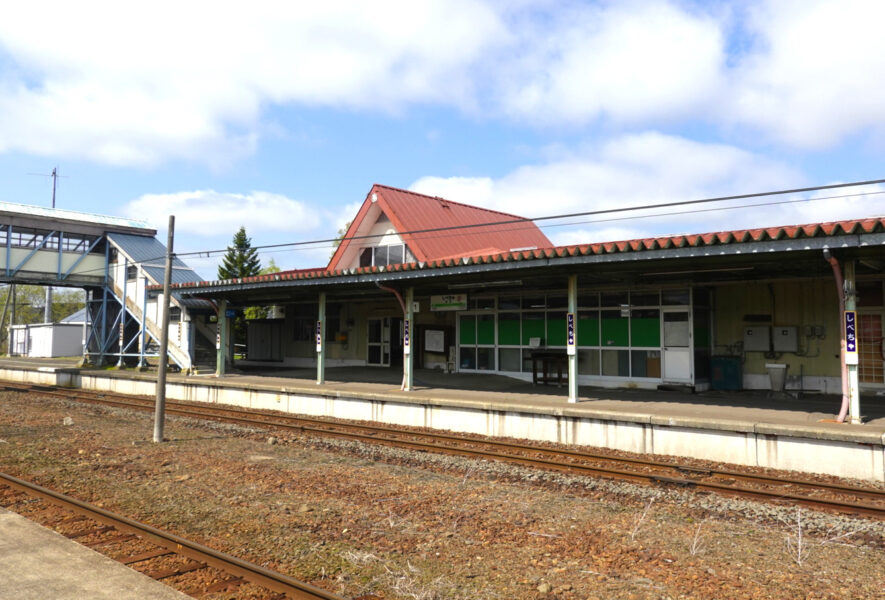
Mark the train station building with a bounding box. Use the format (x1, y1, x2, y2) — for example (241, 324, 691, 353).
(168, 184, 885, 424)
(2, 184, 884, 482)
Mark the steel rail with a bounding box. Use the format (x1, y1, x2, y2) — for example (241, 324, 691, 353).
(0, 471, 347, 600)
(4, 383, 884, 519)
(11, 382, 879, 497)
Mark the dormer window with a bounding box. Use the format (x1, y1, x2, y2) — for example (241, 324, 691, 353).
(359, 243, 411, 267)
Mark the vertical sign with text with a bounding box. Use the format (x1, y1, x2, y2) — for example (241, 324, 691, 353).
(566, 313, 576, 356)
(316, 321, 323, 353)
(844, 310, 858, 365)
(403, 319, 411, 355)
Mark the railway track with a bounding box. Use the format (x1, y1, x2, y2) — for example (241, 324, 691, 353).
(0, 471, 347, 599)
(2, 382, 884, 520)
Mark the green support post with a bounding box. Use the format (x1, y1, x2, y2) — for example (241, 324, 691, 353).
(317, 292, 326, 385)
(567, 274, 578, 403)
(404, 287, 414, 391)
(216, 299, 228, 377)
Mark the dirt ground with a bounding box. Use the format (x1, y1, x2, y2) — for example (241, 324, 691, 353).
(1, 391, 883, 600)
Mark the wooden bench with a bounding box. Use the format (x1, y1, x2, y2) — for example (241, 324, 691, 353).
(531, 349, 567, 387)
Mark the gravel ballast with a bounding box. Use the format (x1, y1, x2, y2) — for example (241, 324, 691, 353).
(1, 391, 883, 600)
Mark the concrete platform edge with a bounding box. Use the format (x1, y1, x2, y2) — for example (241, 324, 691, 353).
(2, 364, 883, 482)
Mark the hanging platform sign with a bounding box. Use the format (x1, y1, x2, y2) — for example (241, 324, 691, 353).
(566, 312, 576, 355)
(315, 321, 323, 352)
(844, 310, 858, 365)
(430, 294, 467, 311)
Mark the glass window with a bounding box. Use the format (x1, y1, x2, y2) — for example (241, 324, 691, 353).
(662, 289, 690, 305)
(547, 295, 568, 309)
(368, 345, 381, 364)
(368, 319, 382, 343)
(359, 248, 372, 267)
(460, 347, 476, 369)
(692, 287, 711, 308)
(477, 348, 495, 370)
(470, 297, 495, 310)
(630, 292, 659, 306)
(858, 282, 883, 307)
(522, 295, 547, 309)
(388, 244, 403, 265)
(631, 350, 661, 378)
(498, 348, 522, 371)
(601, 349, 629, 376)
(373, 246, 388, 266)
(663, 312, 690, 347)
(498, 296, 520, 310)
(579, 291, 599, 308)
(578, 349, 600, 375)
(601, 291, 628, 307)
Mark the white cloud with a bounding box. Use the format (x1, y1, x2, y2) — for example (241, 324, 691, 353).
(3, 0, 885, 167)
(409, 132, 885, 244)
(728, 0, 885, 149)
(495, 1, 726, 126)
(0, 1, 505, 167)
(121, 189, 320, 237)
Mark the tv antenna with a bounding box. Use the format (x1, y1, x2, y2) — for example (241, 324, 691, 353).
(27, 166, 69, 208)
(27, 166, 70, 322)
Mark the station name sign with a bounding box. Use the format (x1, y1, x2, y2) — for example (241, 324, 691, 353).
(566, 312, 576, 355)
(844, 310, 858, 365)
(430, 294, 467, 311)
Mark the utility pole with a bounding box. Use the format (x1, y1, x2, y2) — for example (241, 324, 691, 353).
(153, 215, 175, 443)
(44, 167, 58, 323)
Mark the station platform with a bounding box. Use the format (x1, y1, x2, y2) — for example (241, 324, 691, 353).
(1, 358, 884, 482)
(0, 507, 188, 600)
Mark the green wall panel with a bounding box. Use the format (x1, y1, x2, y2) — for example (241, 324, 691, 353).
(601, 313, 629, 346)
(631, 317, 661, 347)
(578, 316, 599, 346)
(498, 314, 520, 345)
(477, 315, 495, 345)
(521, 314, 546, 345)
(459, 315, 475, 344)
(547, 315, 567, 346)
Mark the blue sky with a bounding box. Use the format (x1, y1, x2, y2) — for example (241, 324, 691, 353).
(2, 0, 885, 278)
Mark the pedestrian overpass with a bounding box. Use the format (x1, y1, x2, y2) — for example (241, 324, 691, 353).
(0, 202, 213, 370)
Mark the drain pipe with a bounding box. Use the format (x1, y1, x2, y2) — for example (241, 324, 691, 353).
(823, 249, 849, 423)
(375, 282, 408, 390)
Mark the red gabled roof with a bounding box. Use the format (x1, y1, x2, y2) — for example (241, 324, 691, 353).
(164, 215, 885, 291)
(327, 184, 552, 271)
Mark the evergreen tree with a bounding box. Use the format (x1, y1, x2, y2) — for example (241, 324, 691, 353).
(218, 226, 261, 280)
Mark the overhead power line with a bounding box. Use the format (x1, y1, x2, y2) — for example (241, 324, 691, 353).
(173, 177, 885, 259)
(14, 177, 885, 278)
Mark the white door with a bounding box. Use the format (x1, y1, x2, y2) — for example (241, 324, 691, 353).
(367, 317, 391, 366)
(662, 309, 692, 383)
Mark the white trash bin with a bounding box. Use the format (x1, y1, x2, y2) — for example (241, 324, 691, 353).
(765, 363, 788, 392)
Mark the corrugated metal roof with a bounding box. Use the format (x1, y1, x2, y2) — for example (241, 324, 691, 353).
(327, 184, 552, 270)
(0, 201, 152, 231)
(169, 215, 885, 293)
(107, 233, 203, 286)
(60, 307, 87, 323)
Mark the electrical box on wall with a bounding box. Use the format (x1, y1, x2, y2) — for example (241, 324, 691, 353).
(772, 326, 799, 352)
(743, 326, 770, 351)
